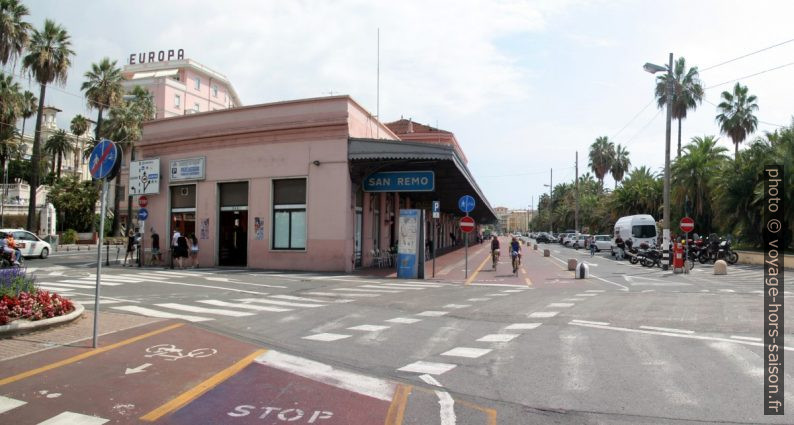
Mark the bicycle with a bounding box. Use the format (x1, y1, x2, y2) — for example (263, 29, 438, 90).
(492, 249, 500, 270)
(144, 344, 217, 361)
(511, 251, 521, 275)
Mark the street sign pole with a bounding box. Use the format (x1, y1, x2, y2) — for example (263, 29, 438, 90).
(432, 219, 436, 278)
(465, 226, 468, 279)
(92, 180, 108, 348)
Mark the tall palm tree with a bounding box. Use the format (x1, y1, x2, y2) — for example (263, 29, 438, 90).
(17, 89, 36, 142)
(588, 136, 615, 187)
(0, 0, 32, 66)
(671, 135, 728, 232)
(716, 82, 759, 160)
(0, 72, 22, 195)
(654, 57, 704, 157)
(70, 114, 89, 169)
(44, 129, 71, 179)
(104, 100, 146, 235)
(21, 19, 74, 230)
(610, 144, 631, 189)
(81, 57, 123, 141)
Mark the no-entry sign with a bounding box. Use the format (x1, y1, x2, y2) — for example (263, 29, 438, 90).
(680, 216, 694, 233)
(138, 195, 148, 208)
(459, 216, 475, 233)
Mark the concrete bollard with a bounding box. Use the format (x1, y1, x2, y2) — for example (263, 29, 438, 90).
(714, 260, 728, 275)
(567, 259, 577, 271)
(533, 244, 538, 250)
(575, 262, 590, 279)
(543, 249, 550, 257)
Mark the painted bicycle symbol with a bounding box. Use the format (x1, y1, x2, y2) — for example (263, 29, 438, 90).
(144, 344, 217, 361)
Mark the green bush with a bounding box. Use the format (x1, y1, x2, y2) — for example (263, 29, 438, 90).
(0, 268, 36, 298)
(61, 229, 78, 245)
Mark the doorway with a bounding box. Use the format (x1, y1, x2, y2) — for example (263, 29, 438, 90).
(218, 182, 248, 267)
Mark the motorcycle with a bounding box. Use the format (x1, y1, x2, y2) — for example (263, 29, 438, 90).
(697, 235, 738, 265)
(0, 250, 24, 269)
(642, 247, 664, 268)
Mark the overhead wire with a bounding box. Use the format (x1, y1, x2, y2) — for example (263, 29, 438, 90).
(700, 37, 794, 72)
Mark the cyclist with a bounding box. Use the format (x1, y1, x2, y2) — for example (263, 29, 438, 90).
(510, 236, 522, 274)
(490, 235, 500, 269)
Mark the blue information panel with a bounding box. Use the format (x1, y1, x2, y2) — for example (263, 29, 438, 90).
(137, 208, 149, 221)
(397, 209, 420, 279)
(458, 195, 475, 213)
(89, 139, 120, 180)
(363, 171, 434, 192)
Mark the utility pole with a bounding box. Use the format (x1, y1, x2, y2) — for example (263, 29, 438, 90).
(662, 52, 673, 270)
(575, 151, 579, 235)
(549, 168, 553, 234)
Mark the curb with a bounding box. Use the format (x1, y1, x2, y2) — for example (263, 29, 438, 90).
(0, 302, 85, 337)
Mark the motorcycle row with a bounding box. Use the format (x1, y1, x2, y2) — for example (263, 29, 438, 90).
(620, 235, 739, 269)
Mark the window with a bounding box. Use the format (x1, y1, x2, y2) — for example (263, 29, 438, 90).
(194, 77, 201, 90)
(272, 178, 306, 250)
(174, 94, 181, 108)
(193, 103, 200, 113)
(212, 84, 218, 97)
(632, 225, 656, 238)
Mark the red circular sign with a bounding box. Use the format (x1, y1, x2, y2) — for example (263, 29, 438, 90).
(680, 216, 694, 233)
(138, 195, 148, 208)
(459, 216, 475, 233)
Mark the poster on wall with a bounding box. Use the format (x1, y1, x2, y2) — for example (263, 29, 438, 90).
(397, 209, 424, 279)
(170, 157, 205, 181)
(200, 218, 209, 240)
(254, 217, 264, 240)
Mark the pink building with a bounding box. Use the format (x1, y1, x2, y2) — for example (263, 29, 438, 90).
(122, 58, 241, 118)
(134, 96, 495, 272)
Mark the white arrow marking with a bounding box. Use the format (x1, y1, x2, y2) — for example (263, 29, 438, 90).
(125, 363, 152, 375)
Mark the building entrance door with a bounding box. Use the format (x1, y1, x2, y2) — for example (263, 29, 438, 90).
(219, 210, 247, 266)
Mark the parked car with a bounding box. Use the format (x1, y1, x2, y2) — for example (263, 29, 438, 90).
(562, 233, 576, 246)
(535, 233, 553, 243)
(0, 229, 51, 259)
(572, 234, 591, 249)
(593, 235, 612, 252)
(614, 214, 658, 249)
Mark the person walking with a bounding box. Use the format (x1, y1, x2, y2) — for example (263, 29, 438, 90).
(175, 232, 189, 269)
(150, 229, 161, 266)
(589, 236, 597, 257)
(124, 230, 136, 266)
(189, 233, 199, 268)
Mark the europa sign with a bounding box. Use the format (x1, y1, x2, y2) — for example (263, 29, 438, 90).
(363, 171, 435, 192)
(128, 49, 185, 65)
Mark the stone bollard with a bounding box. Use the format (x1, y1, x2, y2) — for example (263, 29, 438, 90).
(543, 249, 550, 257)
(714, 260, 728, 275)
(533, 244, 538, 251)
(567, 259, 577, 271)
(575, 262, 590, 279)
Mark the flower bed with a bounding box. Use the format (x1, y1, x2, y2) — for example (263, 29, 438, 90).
(0, 267, 74, 326)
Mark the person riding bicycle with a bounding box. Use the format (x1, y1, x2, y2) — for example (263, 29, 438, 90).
(490, 235, 500, 269)
(1, 233, 19, 266)
(510, 236, 521, 273)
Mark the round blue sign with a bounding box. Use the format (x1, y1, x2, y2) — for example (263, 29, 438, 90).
(458, 195, 476, 213)
(89, 139, 120, 180)
(137, 208, 149, 221)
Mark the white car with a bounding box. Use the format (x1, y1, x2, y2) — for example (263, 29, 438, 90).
(0, 229, 52, 259)
(562, 233, 576, 246)
(593, 235, 612, 252)
(572, 234, 591, 249)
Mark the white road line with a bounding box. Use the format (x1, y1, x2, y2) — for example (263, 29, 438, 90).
(441, 347, 492, 358)
(501, 289, 525, 293)
(348, 324, 390, 332)
(121, 273, 169, 280)
(571, 319, 610, 326)
(467, 298, 491, 302)
(417, 311, 449, 317)
(443, 304, 471, 309)
(586, 290, 606, 293)
(0, 395, 26, 414)
(128, 279, 272, 295)
(547, 303, 574, 308)
(477, 334, 520, 342)
(730, 335, 763, 342)
(469, 283, 526, 288)
(418, 375, 456, 425)
(197, 300, 292, 312)
(719, 289, 736, 293)
(37, 411, 109, 425)
(236, 298, 326, 308)
(360, 284, 424, 291)
(564, 298, 585, 301)
(575, 293, 598, 297)
(528, 311, 558, 318)
(306, 291, 380, 298)
(382, 283, 443, 289)
(155, 303, 255, 317)
(386, 317, 422, 324)
(148, 270, 202, 277)
(398, 361, 457, 375)
(36, 282, 92, 289)
(302, 333, 351, 342)
(68, 299, 123, 305)
(255, 350, 395, 402)
(111, 306, 212, 322)
(37, 285, 74, 292)
(639, 325, 694, 334)
(488, 293, 509, 297)
(56, 279, 124, 287)
(84, 275, 144, 283)
(333, 288, 401, 294)
(269, 295, 338, 303)
(505, 323, 542, 330)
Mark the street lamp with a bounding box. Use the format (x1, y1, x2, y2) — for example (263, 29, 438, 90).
(543, 168, 552, 234)
(644, 53, 673, 270)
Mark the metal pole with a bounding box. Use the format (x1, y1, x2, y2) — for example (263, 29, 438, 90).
(432, 219, 436, 278)
(139, 221, 145, 267)
(92, 179, 108, 348)
(0, 160, 6, 227)
(575, 151, 579, 234)
(549, 168, 553, 234)
(662, 52, 673, 271)
(464, 231, 468, 279)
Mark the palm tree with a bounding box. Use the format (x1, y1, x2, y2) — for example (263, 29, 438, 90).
(0, 0, 32, 66)
(17, 89, 36, 145)
(81, 57, 123, 140)
(105, 100, 146, 235)
(654, 57, 704, 157)
(70, 114, 89, 167)
(44, 129, 72, 179)
(610, 144, 631, 189)
(0, 72, 22, 196)
(716, 82, 759, 160)
(21, 19, 74, 230)
(671, 136, 728, 232)
(588, 136, 615, 186)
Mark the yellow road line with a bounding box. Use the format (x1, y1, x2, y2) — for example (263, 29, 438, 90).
(465, 254, 491, 285)
(384, 383, 413, 425)
(140, 348, 267, 421)
(0, 323, 184, 387)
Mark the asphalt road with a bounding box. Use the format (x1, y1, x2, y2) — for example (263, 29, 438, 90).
(10, 240, 791, 424)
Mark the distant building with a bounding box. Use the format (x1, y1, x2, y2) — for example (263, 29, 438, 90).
(122, 58, 242, 119)
(507, 209, 530, 233)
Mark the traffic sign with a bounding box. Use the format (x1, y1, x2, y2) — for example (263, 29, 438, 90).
(89, 139, 120, 180)
(459, 216, 475, 233)
(680, 216, 695, 233)
(138, 195, 148, 208)
(138, 208, 149, 221)
(458, 195, 475, 213)
(432, 201, 440, 219)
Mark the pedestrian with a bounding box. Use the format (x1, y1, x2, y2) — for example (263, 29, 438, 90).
(189, 233, 199, 268)
(171, 229, 181, 267)
(589, 236, 596, 257)
(615, 236, 625, 260)
(124, 229, 136, 266)
(150, 229, 161, 266)
(175, 232, 189, 269)
(450, 232, 456, 246)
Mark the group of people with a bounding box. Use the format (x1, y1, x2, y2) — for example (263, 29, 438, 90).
(122, 228, 199, 269)
(490, 234, 522, 274)
(1, 233, 21, 266)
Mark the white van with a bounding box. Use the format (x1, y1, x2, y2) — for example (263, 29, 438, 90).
(613, 214, 658, 249)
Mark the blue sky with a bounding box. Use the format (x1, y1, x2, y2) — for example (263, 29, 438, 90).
(7, 0, 794, 210)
